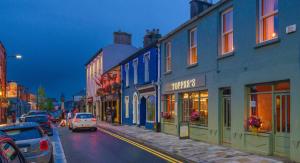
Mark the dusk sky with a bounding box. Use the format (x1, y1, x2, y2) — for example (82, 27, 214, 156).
(0, 0, 192, 100)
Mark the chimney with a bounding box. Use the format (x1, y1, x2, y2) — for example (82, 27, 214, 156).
(113, 31, 132, 45)
(143, 29, 161, 47)
(190, 0, 212, 19)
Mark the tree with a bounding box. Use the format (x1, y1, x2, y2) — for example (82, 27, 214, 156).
(37, 86, 47, 110)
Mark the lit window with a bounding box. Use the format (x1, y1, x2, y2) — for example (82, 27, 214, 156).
(146, 96, 156, 122)
(144, 53, 150, 82)
(259, 0, 278, 43)
(165, 42, 172, 72)
(133, 58, 138, 84)
(125, 63, 129, 87)
(221, 8, 234, 55)
(189, 28, 198, 65)
(162, 94, 175, 122)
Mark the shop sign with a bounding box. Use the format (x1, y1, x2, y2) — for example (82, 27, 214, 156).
(164, 75, 205, 92)
(179, 123, 189, 139)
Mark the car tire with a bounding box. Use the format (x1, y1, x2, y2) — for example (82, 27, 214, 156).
(72, 128, 76, 132)
(49, 154, 54, 163)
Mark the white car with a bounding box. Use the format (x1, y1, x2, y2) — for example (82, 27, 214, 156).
(70, 113, 97, 132)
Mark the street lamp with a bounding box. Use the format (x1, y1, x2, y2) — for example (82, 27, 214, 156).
(8, 54, 22, 60)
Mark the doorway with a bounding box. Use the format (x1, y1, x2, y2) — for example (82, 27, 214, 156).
(221, 88, 231, 145)
(274, 93, 290, 156)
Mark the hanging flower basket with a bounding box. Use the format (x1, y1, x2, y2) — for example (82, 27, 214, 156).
(248, 116, 262, 132)
(191, 111, 200, 121)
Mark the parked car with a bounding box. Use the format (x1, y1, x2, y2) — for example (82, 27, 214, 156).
(0, 133, 27, 163)
(0, 122, 53, 163)
(27, 111, 47, 116)
(24, 115, 53, 136)
(70, 113, 97, 132)
(19, 114, 27, 122)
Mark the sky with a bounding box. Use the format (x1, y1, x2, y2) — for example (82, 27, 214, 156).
(0, 0, 192, 100)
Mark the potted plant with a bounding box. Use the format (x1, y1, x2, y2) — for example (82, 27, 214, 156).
(248, 115, 262, 133)
(191, 111, 200, 122)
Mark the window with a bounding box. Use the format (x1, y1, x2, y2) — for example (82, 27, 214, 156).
(189, 28, 198, 65)
(146, 96, 156, 122)
(0, 142, 21, 163)
(125, 96, 129, 118)
(182, 91, 208, 126)
(133, 58, 138, 84)
(144, 53, 150, 82)
(165, 42, 172, 72)
(259, 0, 278, 43)
(221, 8, 234, 55)
(125, 63, 129, 87)
(3, 128, 42, 141)
(99, 55, 103, 75)
(163, 94, 175, 122)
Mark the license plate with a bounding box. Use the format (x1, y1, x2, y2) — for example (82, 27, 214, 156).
(20, 148, 28, 153)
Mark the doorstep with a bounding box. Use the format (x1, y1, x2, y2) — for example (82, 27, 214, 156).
(97, 121, 290, 163)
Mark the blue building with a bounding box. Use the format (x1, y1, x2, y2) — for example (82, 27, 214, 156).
(121, 29, 161, 130)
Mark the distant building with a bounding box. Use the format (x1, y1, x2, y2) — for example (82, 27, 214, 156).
(0, 42, 7, 124)
(73, 89, 86, 112)
(28, 93, 37, 110)
(85, 31, 138, 119)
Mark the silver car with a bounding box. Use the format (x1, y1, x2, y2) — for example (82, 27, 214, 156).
(0, 122, 54, 163)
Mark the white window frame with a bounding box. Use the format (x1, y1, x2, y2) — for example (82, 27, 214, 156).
(189, 28, 198, 65)
(133, 58, 138, 84)
(258, 0, 279, 43)
(165, 42, 172, 72)
(144, 52, 150, 82)
(125, 63, 129, 87)
(221, 8, 234, 55)
(125, 96, 129, 118)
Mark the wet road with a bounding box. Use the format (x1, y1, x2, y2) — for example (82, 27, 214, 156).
(57, 127, 168, 163)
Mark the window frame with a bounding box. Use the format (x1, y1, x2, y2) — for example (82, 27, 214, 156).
(125, 63, 129, 87)
(144, 52, 150, 82)
(133, 58, 138, 84)
(165, 42, 172, 72)
(221, 7, 234, 55)
(146, 95, 156, 123)
(188, 28, 198, 65)
(258, 0, 279, 43)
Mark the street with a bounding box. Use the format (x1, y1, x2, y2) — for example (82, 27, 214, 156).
(56, 127, 169, 163)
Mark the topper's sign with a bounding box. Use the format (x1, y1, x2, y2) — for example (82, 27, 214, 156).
(164, 75, 206, 92)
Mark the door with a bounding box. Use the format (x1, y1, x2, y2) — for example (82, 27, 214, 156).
(221, 89, 231, 145)
(274, 94, 290, 157)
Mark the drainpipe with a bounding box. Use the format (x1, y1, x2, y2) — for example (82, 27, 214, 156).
(120, 66, 123, 124)
(157, 43, 161, 123)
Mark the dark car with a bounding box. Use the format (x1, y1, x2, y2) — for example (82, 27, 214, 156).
(0, 122, 53, 163)
(0, 134, 27, 163)
(24, 115, 53, 136)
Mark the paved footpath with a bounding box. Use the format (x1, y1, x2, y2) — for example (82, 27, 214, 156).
(50, 126, 67, 163)
(98, 122, 291, 163)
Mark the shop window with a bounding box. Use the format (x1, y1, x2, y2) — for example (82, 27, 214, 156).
(188, 28, 198, 65)
(258, 0, 278, 43)
(146, 96, 155, 122)
(182, 91, 208, 126)
(221, 8, 234, 55)
(163, 94, 175, 122)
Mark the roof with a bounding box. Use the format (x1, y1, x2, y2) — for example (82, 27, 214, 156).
(159, 0, 228, 42)
(85, 48, 103, 66)
(0, 122, 39, 130)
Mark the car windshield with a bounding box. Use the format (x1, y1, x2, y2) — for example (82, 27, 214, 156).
(25, 116, 48, 123)
(2, 128, 42, 141)
(76, 114, 93, 119)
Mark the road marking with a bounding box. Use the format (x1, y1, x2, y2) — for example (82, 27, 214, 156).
(98, 128, 183, 163)
(52, 127, 67, 163)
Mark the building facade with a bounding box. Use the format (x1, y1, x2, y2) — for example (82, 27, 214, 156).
(86, 31, 138, 119)
(121, 32, 160, 130)
(159, 0, 300, 162)
(0, 43, 7, 124)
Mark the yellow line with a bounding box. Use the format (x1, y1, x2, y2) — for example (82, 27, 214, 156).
(99, 128, 183, 163)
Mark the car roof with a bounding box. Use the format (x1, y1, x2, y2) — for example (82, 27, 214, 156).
(75, 112, 92, 115)
(0, 122, 40, 131)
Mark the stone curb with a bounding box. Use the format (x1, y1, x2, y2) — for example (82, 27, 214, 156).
(97, 124, 196, 163)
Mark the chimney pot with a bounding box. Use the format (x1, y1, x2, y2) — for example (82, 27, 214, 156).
(190, 0, 212, 19)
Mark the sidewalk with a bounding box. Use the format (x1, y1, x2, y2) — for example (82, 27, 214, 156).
(98, 121, 290, 163)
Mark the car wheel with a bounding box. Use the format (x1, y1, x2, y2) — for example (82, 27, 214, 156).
(49, 154, 54, 163)
(92, 128, 97, 132)
(72, 128, 76, 132)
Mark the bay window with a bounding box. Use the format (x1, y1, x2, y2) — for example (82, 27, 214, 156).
(189, 28, 198, 65)
(221, 8, 234, 55)
(259, 0, 278, 43)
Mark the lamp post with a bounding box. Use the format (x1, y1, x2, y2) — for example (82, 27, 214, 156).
(8, 54, 22, 60)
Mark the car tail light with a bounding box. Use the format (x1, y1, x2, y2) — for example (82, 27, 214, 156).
(92, 118, 97, 122)
(40, 140, 49, 151)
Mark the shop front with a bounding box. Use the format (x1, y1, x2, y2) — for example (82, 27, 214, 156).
(161, 75, 208, 141)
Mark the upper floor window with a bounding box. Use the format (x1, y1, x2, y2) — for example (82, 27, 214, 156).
(99, 55, 103, 75)
(165, 42, 172, 72)
(144, 53, 150, 82)
(189, 28, 198, 65)
(259, 0, 278, 43)
(221, 8, 234, 55)
(125, 63, 129, 87)
(133, 58, 138, 84)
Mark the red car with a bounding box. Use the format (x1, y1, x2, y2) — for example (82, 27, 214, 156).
(0, 134, 26, 163)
